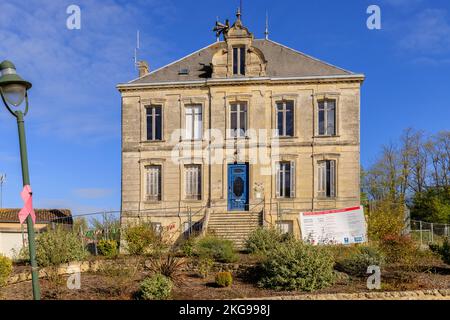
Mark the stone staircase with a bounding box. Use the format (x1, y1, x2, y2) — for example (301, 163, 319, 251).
(206, 211, 263, 250)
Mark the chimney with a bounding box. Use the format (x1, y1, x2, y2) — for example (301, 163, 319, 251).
(137, 60, 150, 77)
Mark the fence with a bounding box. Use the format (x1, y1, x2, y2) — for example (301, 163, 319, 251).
(410, 219, 450, 246)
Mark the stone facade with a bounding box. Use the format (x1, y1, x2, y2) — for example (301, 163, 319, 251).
(117, 13, 364, 243)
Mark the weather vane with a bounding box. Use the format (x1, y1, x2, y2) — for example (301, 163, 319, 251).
(213, 18, 230, 41)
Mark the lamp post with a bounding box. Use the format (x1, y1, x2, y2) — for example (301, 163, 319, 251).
(0, 60, 41, 300)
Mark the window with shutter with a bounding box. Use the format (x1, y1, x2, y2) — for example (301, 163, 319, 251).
(146, 165, 161, 201)
(185, 165, 201, 200)
(276, 162, 293, 198)
(317, 160, 336, 198)
(230, 102, 247, 138)
(185, 105, 202, 140)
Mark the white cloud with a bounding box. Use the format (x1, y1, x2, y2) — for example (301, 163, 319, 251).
(382, 0, 423, 7)
(0, 0, 174, 142)
(399, 9, 450, 55)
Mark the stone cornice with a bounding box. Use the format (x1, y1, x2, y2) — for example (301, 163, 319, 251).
(117, 74, 365, 92)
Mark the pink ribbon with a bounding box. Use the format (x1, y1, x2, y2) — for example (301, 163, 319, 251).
(18, 185, 36, 225)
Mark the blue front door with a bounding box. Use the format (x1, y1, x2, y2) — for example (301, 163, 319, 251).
(228, 164, 249, 211)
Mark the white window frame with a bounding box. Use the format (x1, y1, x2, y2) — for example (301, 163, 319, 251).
(185, 105, 203, 140)
(317, 160, 336, 198)
(185, 164, 202, 200)
(276, 100, 295, 137)
(276, 161, 295, 198)
(318, 99, 336, 136)
(233, 46, 246, 76)
(229, 102, 248, 138)
(146, 105, 163, 141)
(146, 165, 162, 201)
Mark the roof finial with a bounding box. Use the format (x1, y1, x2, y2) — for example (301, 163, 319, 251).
(265, 11, 269, 40)
(236, 7, 241, 21)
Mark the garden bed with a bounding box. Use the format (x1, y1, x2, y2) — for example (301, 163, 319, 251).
(1, 255, 449, 300)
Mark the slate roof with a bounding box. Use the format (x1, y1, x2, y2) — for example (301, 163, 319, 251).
(0, 209, 73, 224)
(129, 39, 356, 85)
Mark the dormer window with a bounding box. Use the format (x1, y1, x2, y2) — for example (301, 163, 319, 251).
(233, 46, 246, 75)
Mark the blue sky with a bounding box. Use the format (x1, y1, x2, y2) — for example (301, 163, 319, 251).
(0, 0, 449, 214)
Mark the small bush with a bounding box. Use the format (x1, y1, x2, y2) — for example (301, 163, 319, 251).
(367, 200, 405, 241)
(97, 239, 119, 258)
(215, 271, 233, 287)
(379, 234, 419, 265)
(146, 254, 185, 283)
(246, 227, 292, 255)
(197, 257, 214, 279)
(0, 254, 13, 287)
(36, 227, 87, 267)
(196, 236, 237, 263)
(100, 260, 139, 296)
(258, 240, 335, 292)
(122, 222, 159, 255)
(139, 273, 173, 300)
(430, 238, 450, 264)
(336, 246, 385, 277)
(180, 238, 196, 257)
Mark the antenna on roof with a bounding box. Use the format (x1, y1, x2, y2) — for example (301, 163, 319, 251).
(265, 11, 269, 40)
(0, 174, 5, 209)
(216, 16, 220, 42)
(134, 30, 140, 70)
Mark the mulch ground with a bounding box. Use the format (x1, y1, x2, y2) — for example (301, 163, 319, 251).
(1, 260, 449, 300)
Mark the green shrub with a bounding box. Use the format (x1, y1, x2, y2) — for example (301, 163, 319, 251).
(139, 273, 173, 300)
(430, 238, 450, 264)
(258, 240, 335, 292)
(198, 257, 214, 279)
(0, 254, 13, 287)
(379, 234, 419, 265)
(336, 246, 385, 277)
(36, 227, 87, 267)
(196, 235, 237, 263)
(246, 227, 292, 255)
(215, 271, 233, 287)
(97, 239, 119, 258)
(122, 222, 159, 255)
(367, 200, 405, 241)
(180, 238, 196, 257)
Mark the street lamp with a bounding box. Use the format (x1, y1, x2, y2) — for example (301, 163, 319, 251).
(0, 60, 41, 300)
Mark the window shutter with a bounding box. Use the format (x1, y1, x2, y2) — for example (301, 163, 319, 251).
(195, 106, 202, 140)
(197, 165, 202, 199)
(185, 107, 193, 139)
(290, 161, 296, 198)
(275, 162, 281, 198)
(146, 169, 150, 196)
(318, 162, 324, 197)
(330, 161, 336, 197)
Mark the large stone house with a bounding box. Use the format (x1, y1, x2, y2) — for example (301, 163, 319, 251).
(117, 12, 364, 247)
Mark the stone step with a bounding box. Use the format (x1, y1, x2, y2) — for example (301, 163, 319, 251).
(206, 211, 262, 249)
(209, 222, 260, 226)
